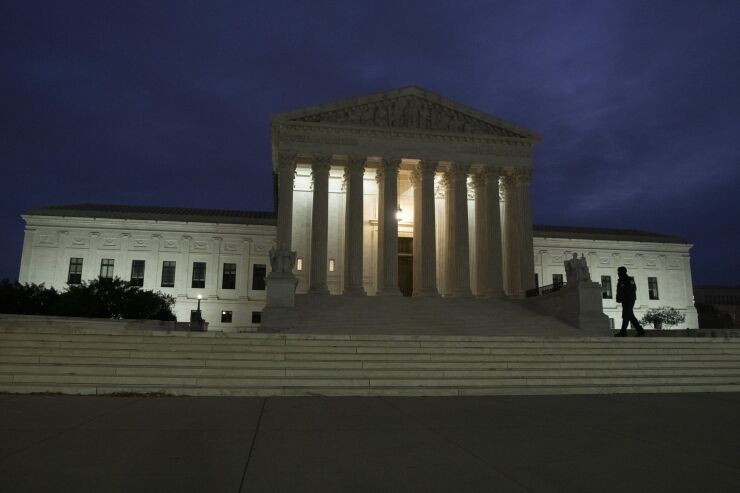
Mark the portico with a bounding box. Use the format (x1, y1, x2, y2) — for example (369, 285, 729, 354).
(264, 88, 539, 322)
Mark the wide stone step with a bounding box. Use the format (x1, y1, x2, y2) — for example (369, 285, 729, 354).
(3, 363, 739, 380)
(3, 382, 740, 397)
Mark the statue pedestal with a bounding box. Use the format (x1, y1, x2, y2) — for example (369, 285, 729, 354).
(259, 272, 299, 331)
(529, 281, 611, 335)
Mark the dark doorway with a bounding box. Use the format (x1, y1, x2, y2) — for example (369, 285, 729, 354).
(398, 237, 413, 296)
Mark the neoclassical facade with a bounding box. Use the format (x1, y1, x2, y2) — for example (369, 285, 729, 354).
(14, 88, 699, 330)
(271, 87, 538, 301)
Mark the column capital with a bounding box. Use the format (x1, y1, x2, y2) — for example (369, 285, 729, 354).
(277, 152, 297, 173)
(311, 154, 332, 175)
(470, 172, 487, 191)
(448, 162, 471, 176)
(380, 156, 402, 171)
(417, 159, 438, 175)
(346, 155, 366, 171)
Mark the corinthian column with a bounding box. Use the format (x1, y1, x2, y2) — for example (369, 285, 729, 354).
(309, 154, 331, 295)
(412, 160, 438, 296)
(484, 167, 505, 297)
(376, 157, 401, 296)
(516, 168, 535, 295)
(276, 153, 297, 250)
(503, 171, 521, 297)
(471, 172, 487, 296)
(445, 163, 472, 297)
(343, 156, 366, 295)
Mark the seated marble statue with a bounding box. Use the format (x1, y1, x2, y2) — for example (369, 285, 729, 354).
(269, 246, 296, 274)
(564, 253, 591, 285)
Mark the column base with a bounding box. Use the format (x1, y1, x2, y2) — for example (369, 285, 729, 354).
(343, 287, 367, 296)
(308, 285, 330, 296)
(453, 289, 473, 298)
(377, 288, 402, 297)
(413, 289, 439, 297)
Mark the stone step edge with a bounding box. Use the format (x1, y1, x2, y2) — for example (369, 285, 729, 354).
(5, 374, 740, 387)
(3, 327, 737, 343)
(1, 383, 739, 397)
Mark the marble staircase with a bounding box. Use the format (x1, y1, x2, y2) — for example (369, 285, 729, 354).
(290, 294, 585, 336)
(1, 324, 739, 396)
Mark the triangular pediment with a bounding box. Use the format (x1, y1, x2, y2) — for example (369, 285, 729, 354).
(272, 87, 538, 139)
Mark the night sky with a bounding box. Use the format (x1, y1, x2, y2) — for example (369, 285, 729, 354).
(2, 1, 739, 285)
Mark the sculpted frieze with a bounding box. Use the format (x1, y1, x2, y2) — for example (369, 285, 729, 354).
(292, 95, 524, 137)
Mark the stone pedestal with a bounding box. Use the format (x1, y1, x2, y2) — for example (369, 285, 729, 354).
(528, 281, 611, 335)
(260, 271, 299, 331)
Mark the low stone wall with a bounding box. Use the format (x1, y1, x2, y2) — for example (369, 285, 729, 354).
(0, 313, 188, 331)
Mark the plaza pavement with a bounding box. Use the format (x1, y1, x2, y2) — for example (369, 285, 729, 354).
(0, 392, 739, 492)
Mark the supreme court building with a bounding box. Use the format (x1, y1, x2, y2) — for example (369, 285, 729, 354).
(17, 88, 699, 331)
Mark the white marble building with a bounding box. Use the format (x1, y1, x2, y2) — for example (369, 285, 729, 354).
(15, 87, 699, 330)
(17, 205, 698, 330)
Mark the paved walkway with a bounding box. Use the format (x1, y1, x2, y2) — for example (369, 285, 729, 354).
(1, 392, 739, 492)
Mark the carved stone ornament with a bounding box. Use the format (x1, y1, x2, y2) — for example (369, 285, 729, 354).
(269, 246, 297, 274)
(293, 95, 524, 137)
(564, 253, 591, 284)
(277, 153, 297, 173)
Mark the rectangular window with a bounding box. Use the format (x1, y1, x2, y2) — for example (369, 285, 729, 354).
(552, 273, 563, 286)
(161, 261, 176, 288)
(534, 273, 539, 288)
(648, 277, 660, 300)
(329, 259, 335, 272)
(252, 264, 266, 290)
(67, 258, 83, 284)
(222, 263, 236, 289)
(609, 318, 615, 329)
(192, 262, 206, 289)
(100, 259, 114, 279)
(130, 260, 145, 287)
(601, 276, 613, 299)
(252, 311, 262, 323)
(221, 310, 233, 323)
(296, 258, 303, 271)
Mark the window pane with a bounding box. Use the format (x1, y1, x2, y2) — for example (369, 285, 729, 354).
(601, 276, 612, 299)
(192, 262, 206, 289)
(222, 263, 236, 290)
(100, 259, 114, 279)
(130, 260, 145, 287)
(221, 310, 233, 323)
(252, 264, 266, 290)
(68, 258, 83, 284)
(552, 274, 563, 286)
(161, 261, 176, 287)
(251, 311, 261, 323)
(648, 277, 659, 300)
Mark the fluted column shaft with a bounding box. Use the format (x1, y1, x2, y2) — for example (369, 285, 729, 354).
(445, 164, 472, 297)
(276, 154, 296, 250)
(309, 156, 331, 295)
(471, 173, 487, 296)
(484, 168, 504, 297)
(377, 158, 401, 296)
(412, 161, 438, 296)
(516, 169, 535, 295)
(503, 171, 521, 297)
(343, 156, 366, 295)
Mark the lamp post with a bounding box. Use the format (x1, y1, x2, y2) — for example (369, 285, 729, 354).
(196, 294, 202, 321)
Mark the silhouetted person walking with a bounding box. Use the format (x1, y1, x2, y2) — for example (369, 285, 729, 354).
(615, 266, 645, 337)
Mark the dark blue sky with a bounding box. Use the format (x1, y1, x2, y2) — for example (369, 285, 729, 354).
(2, 1, 739, 284)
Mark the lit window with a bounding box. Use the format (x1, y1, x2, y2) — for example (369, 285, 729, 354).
(648, 277, 659, 300)
(192, 262, 206, 289)
(296, 258, 303, 271)
(68, 258, 83, 284)
(130, 260, 145, 287)
(222, 263, 236, 289)
(161, 261, 176, 287)
(100, 259, 114, 279)
(601, 276, 613, 299)
(221, 310, 232, 323)
(329, 259, 335, 272)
